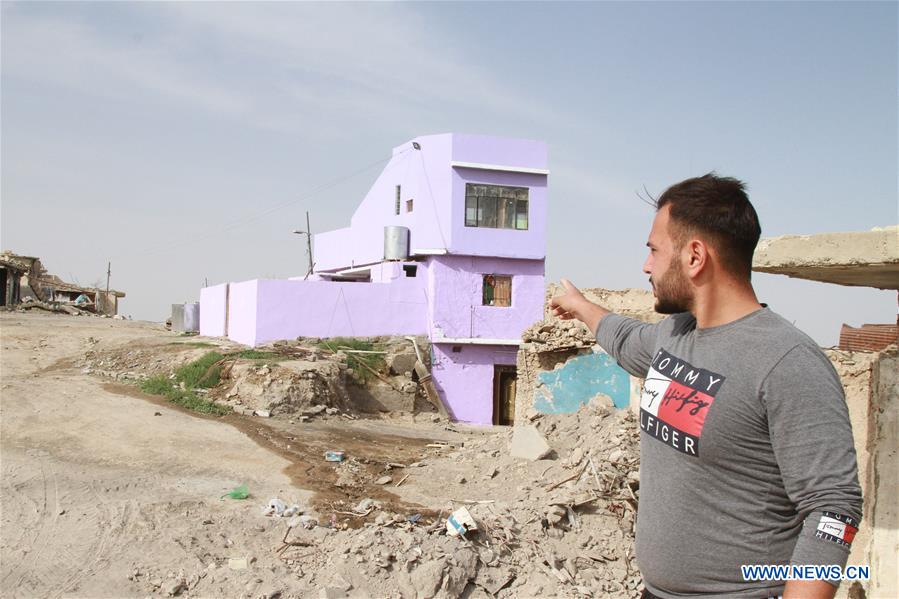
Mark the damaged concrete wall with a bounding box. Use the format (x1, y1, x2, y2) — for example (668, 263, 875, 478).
(865, 349, 898, 599)
(516, 288, 660, 421)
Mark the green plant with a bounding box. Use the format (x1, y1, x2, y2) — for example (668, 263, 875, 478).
(167, 341, 217, 348)
(317, 337, 385, 383)
(175, 351, 224, 389)
(139, 355, 231, 416)
(233, 349, 282, 361)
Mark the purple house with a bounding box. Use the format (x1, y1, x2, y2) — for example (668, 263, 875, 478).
(200, 133, 547, 425)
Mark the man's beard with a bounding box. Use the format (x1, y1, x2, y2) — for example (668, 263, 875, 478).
(651, 255, 692, 314)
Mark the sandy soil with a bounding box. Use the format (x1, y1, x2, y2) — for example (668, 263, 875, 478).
(0, 313, 466, 598)
(1, 312, 643, 599)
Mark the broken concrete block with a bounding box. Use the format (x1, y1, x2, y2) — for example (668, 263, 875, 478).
(510, 424, 552, 461)
(411, 559, 445, 598)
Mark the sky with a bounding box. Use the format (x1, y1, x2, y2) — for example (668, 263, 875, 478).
(2, 1, 896, 347)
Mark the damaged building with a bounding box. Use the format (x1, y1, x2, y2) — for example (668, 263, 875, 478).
(201, 134, 547, 425)
(0, 251, 125, 315)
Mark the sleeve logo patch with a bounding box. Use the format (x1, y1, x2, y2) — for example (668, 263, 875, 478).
(639, 349, 725, 458)
(815, 512, 858, 549)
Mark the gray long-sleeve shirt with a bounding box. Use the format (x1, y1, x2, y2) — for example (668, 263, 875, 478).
(596, 308, 863, 598)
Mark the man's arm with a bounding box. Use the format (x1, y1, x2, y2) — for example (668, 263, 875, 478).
(783, 580, 836, 599)
(763, 344, 863, 596)
(550, 279, 659, 377)
(549, 278, 610, 333)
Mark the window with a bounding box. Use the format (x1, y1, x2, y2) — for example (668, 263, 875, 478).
(406, 199, 414, 213)
(465, 184, 528, 230)
(483, 274, 512, 307)
(403, 264, 417, 277)
(395, 185, 401, 215)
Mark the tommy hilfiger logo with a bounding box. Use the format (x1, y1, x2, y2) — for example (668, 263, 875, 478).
(639, 349, 725, 457)
(815, 512, 858, 549)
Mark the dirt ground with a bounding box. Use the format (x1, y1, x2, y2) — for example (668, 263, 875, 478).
(1, 312, 642, 599)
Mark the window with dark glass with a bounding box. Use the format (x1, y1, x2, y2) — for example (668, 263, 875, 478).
(395, 185, 401, 215)
(465, 184, 528, 230)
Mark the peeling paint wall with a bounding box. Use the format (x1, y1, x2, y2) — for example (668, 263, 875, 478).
(533, 350, 631, 412)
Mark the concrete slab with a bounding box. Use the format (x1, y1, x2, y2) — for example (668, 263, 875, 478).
(510, 424, 552, 460)
(752, 226, 899, 290)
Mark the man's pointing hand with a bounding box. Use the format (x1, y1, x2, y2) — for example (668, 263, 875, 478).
(549, 278, 611, 335)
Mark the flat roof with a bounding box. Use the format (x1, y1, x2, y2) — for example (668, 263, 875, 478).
(752, 226, 899, 290)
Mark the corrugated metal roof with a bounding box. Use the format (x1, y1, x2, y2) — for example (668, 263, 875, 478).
(839, 324, 898, 352)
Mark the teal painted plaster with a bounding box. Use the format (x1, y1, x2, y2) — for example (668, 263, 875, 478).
(534, 353, 630, 412)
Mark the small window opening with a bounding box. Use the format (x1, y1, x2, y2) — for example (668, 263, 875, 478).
(406, 198, 414, 213)
(395, 185, 401, 215)
(403, 264, 418, 278)
(483, 275, 512, 307)
(452, 346, 462, 353)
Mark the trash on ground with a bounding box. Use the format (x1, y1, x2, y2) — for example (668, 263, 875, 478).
(446, 506, 478, 537)
(221, 483, 250, 500)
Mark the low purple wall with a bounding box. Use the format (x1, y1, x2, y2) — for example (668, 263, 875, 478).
(252, 277, 429, 345)
(199, 283, 228, 337)
(431, 343, 519, 425)
(227, 280, 259, 346)
(429, 255, 544, 341)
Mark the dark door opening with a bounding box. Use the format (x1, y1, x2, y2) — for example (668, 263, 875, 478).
(493, 365, 517, 426)
(0, 269, 7, 306)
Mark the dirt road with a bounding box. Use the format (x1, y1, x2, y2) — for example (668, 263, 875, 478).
(0, 313, 303, 597)
(0, 313, 463, 598)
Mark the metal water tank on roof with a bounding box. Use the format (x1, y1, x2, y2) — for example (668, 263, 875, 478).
(384, 226, 410, 260)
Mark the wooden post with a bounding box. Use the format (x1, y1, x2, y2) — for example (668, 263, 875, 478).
(104, 261, 111, 315)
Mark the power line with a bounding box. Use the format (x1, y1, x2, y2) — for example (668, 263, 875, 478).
(127, 152, 399, 259)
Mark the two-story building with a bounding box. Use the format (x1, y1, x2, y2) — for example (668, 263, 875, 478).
(200, 133, 548, 425)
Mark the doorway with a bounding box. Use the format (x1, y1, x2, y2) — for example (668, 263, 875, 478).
(493, 365, 517, 426)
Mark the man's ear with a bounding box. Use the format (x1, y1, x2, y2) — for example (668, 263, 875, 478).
(684, 239, 708, 279)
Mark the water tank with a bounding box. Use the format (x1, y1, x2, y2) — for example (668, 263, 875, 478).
(171, 302, 200, 333)
(384, 226, 410, 260)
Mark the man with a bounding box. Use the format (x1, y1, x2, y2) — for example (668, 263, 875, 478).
(550, 174, 862, 599)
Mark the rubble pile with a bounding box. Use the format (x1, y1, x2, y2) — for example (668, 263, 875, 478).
(80, 343, 215, 382)
(126, 397, 641, 598)
(521, 318, 595, 350)
(217, 359, 351, 417)
(312, 398, 639, 598)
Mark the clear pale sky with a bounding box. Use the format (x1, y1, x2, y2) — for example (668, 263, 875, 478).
(2, 1, 896, 346)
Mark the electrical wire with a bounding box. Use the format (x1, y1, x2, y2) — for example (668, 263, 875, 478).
(126, 151, 403, 259)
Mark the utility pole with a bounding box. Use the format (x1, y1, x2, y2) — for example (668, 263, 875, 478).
(105, 261, 111, 316)
(292, 211, 315, 280)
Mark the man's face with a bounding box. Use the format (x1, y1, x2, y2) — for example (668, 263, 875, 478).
(643, 206, 693, 314)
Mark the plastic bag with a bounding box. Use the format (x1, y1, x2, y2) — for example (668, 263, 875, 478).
(221, 483, 249, 500)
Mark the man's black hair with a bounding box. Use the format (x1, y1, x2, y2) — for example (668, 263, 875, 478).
(656, 173, 761, 279)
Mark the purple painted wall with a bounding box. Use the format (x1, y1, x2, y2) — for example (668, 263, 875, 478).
(314, 133, 547, 271)
(450, 134, 547, 170)
(252, 276, 429, 345)
(201, 134, 549, 425)
(431, 343, 519, 424)
(228, 280, 260, 346)
(199, 283, 228, 337)
(315, 134, 453, 271)
(428, 255, 545, 341)
(450, 169, 547, 260)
